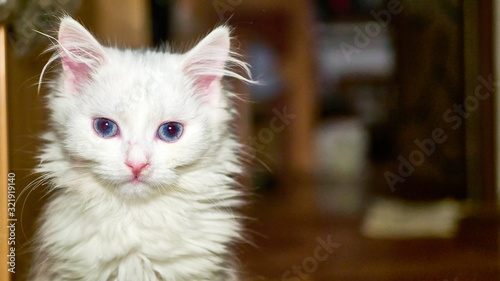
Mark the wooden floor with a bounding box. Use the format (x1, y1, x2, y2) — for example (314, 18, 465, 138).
(239, 195, 500, 281)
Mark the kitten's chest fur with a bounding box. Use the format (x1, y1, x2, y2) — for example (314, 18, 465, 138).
(32, 178, 240, 281)
(30, 134, 242, 281)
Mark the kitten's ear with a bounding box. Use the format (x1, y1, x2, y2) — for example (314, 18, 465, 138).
(182, 26, 231, 104)
(58, 17, 106, 93)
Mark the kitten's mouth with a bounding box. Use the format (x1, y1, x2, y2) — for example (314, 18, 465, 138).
(129, 176, 143, 184)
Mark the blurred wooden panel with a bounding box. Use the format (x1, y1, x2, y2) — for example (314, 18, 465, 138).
(463, 0, 496, 211)
(77, 0, 152, 47)
(231, 1, 318, 214)
(7, 30, 48, 281)
(178, 0, 318, 213)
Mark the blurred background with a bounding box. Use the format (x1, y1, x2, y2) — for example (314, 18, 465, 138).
(1, 0, 499, 280)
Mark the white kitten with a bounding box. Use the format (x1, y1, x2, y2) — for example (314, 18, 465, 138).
(29, 17, 252, 281)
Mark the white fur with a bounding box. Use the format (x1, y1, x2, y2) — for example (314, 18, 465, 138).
(29, 17, 251, 281)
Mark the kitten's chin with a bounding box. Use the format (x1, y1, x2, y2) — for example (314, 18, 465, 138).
(114, 180, 157, 199)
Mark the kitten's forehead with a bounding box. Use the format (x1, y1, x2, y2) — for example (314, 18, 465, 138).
(97, 51, 183, 102)
(82, 50, 198, 129)
(107, 51, 177, 81)
(103, 71, 191, 116)
(108, 48, 182, 73)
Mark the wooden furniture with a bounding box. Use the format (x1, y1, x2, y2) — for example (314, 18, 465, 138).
(235, 0, 318, 214)
(464, 0, 496, 212)
(77, 0, 152, 48)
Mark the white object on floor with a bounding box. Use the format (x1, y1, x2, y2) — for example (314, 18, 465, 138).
(361, 197, 462, 239)
(314, 118, 369, 215)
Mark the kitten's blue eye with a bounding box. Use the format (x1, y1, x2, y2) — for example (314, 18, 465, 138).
(157, 122, 183, 142)
(93, 118, 119, 138)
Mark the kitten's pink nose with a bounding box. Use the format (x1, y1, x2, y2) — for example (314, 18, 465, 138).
(125, 161, 149, 177)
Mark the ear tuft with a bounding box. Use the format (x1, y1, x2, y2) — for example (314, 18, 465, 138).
(58, 17, 106, 93)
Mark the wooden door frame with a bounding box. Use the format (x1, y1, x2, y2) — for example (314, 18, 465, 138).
(463, 0, 497, 213)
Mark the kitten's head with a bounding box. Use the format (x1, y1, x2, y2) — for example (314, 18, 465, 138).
(43, 17, 250, 199)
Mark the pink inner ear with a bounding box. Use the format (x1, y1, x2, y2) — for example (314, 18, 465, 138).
(62, 58, 93, 90)
(182, 27, 230, 105)
(59, 39, 104, 92)
(57, 18, 106, 93)
(194, 75, 222, 103)
(184, 59, 226, 105)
